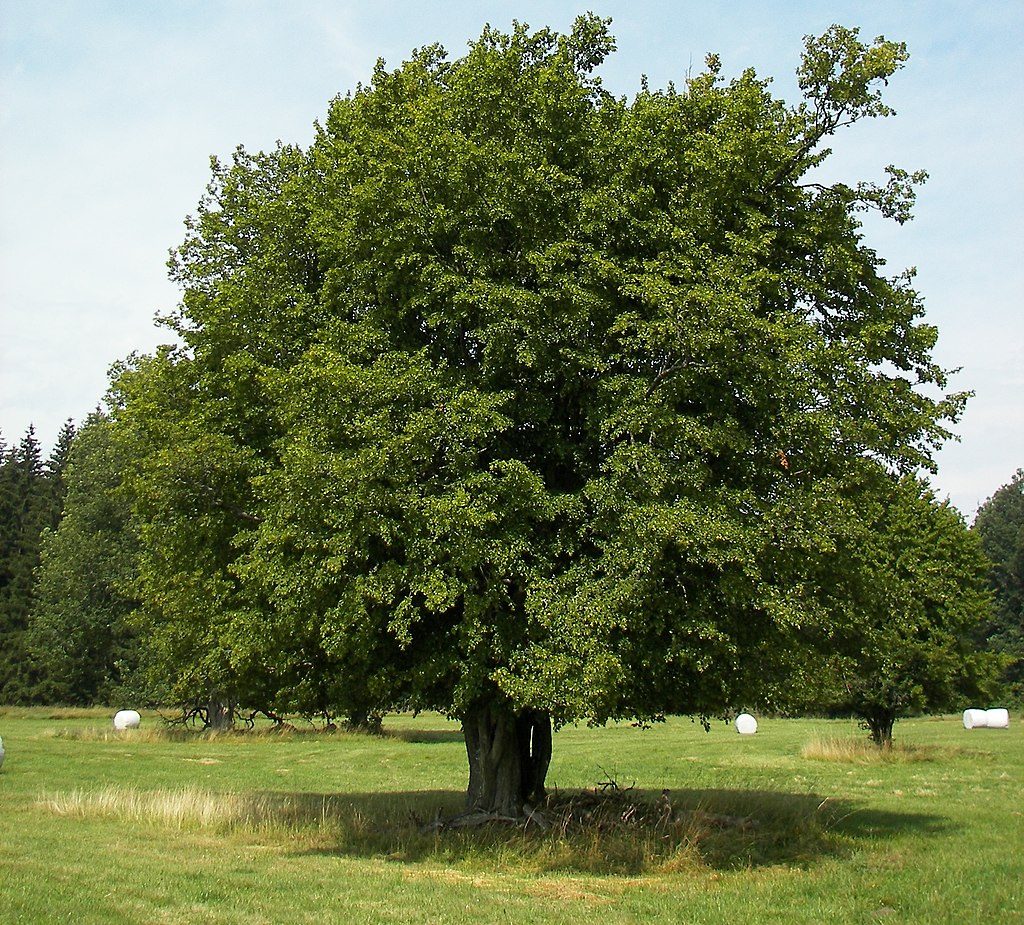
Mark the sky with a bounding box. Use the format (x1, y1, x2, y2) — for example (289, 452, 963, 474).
(1, 0, 1021, 518)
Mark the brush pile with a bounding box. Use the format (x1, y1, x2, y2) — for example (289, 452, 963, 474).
(422, 780, 757, 836)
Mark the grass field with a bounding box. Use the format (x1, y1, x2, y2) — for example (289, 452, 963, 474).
(0, 708, 1021, 924)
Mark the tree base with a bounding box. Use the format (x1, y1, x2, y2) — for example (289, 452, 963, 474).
(463, 702, 552, 817)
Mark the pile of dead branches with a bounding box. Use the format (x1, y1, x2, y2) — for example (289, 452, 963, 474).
(544, 782, 757, 837)
(421, 780, 757, 837)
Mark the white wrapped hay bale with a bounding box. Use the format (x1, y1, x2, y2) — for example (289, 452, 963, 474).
(0, 735, 5, 770)
(113, 710, 141, 730)
(963, 709, 988, 729)
(985, 708, 1010, 729)
(735, 713, 758, 735)
(963, 708, 1010, 729)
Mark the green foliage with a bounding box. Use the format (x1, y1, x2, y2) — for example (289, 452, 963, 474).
(27, 414, 142, 705)
(770, 472, 1003, 746)
(973, 469, 1024, 702)
(0, 423, 74, 703)
(111, 18, 964, 791)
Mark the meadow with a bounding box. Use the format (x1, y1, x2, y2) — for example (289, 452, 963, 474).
(0, 708, 1021, 924)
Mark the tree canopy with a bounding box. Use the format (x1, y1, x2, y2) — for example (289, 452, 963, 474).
(111, 18, 967, 815)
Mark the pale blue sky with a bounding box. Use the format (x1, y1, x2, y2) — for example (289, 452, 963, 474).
(1, 0, 1021, 515)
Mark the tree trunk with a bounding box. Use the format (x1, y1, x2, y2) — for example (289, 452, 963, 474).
(517, 708, 552, 805)
(865, 711, 895, 749)
(207, 692, 233, 731)
(345, 708, 384, 734)
(463, 701, 552, 817)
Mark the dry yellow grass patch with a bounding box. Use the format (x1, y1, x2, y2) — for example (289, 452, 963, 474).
(37, 786, 349, 834)
(800, 736, 968, 764)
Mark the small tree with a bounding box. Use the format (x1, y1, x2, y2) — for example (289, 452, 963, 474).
(973, 469, 1024, 703)
(785, 472, 1002, 747)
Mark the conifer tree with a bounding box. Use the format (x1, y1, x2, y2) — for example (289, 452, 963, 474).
(0, 422, 77, 703)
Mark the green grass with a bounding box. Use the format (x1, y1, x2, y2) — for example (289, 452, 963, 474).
(1, 709, 1021, 923)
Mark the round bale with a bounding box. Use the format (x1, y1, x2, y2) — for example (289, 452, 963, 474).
(113, 710, 141, 730)
(985, 708, 1009, 729)
(735, 713, 758, 735)
(962, 708, 988, 729)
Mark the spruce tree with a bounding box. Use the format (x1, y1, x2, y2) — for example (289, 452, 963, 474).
(0, 423, 75, 703)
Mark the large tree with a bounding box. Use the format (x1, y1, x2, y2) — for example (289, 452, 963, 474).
(973, 469, 1024, 703)
(113, 19, 965, 815)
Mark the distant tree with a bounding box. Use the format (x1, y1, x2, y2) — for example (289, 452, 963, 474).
(114, 355, 388, 731)
(973, 469, 1024, 703)
(0, 433, 27, 699)
(773, 472, 1002, 747)
(113, 20, 966, 813)
(0, 423, 73, 703)
(28, 414, 141, 705)
(112, 405, 261, 726)
(46, 420, 76, 505)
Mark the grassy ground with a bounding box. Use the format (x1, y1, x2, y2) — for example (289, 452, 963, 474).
(0, 708, 1021, 924)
